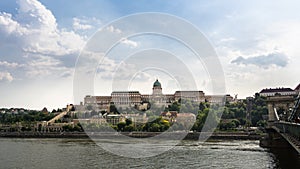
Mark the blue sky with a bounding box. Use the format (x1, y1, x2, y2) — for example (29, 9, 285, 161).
(1, 0, 300, 109)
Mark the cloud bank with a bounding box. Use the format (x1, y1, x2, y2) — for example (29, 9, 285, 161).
(0, 0, 86, 81)
(231, 52, 288, 68)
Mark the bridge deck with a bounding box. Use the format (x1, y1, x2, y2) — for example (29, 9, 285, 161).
(266, 94, 300, 154)
(272, 126, 300, 154)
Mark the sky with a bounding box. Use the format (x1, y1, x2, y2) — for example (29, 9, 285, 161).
(1, 0, 300, 110)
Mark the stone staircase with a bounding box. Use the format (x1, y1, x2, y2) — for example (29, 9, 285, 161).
(47, 111, 67, 124)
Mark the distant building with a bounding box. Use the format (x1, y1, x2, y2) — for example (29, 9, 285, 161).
(161, 111, 196, 125)
(125, 113, 148, 126)
(294, 83, 300, 95)
(73, 118, 107, 125)
(176, 113, 196, 124)
(105, 114, 125, 125)
(174, 91, 205, 102)
(259, 87, 297, 97)
(81, 79, 231, 111)
(204, 95, 230, 103)
(161, 111, 178, 123)
(112, 91, 141, 106)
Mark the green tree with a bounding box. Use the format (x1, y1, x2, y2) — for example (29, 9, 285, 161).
(149, 123, 160, 132)
(169, 101, 180, 111)
(124, 125, 134, 132)
(109, 104, 119, 114)
(125, 118, 132, 126)
(117, 122, 126, 131)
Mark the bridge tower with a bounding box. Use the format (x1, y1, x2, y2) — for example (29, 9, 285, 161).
(289, 94, 300, 122)
(266, 95, 295, 126)
(246, 97, 253, 130)
(260, 93, 300, 154)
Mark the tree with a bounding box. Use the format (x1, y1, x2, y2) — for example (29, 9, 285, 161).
(86, 105, 93, 111)
(109, 104, 119, 114)
(199, 102, 206, 111)
(124, 125, 134, 132)
(257, 120, 267, 128)
(169, 101, 180, 111)
(62, 125, 73, 132)
(149, 123, 160, 132)
(231, 119, 240, 127)
(125, 118, 132, 126)
(73, 124, 82, 131)
(117, 122, 126, 132)
(250, 94, 267, 126)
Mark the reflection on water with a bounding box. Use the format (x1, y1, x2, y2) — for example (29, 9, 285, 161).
(269, 147, 300, 169)
(0, 138, 299, 169)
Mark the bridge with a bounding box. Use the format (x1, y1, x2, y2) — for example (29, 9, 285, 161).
(261, 94, 300, 154)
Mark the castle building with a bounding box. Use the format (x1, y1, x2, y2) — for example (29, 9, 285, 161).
(83, 79, 231, 111)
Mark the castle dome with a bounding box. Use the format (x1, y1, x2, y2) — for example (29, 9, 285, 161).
(153, 79, 161, 88)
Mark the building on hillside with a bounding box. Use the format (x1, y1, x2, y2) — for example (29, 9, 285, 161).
(161, 111, 178, 123)
(204, 95, 232, 103)
(105, 114, 125, 125)
(112, 91, 141, 106)
(35, 121, 75, 132)
(73, 118, 107, 126)
(176, 113, 196, 125)
(174, 91, 205, 102)
(294, 83, 300, 95)
(125, 113, 148, 126)
(259, 87, 297, 97)
(81, 79, 232, 111)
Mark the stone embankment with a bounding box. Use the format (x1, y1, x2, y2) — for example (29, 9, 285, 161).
(0, 131, 263, 140)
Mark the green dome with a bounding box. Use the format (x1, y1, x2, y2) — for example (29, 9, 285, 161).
(153, 79, 161, 87)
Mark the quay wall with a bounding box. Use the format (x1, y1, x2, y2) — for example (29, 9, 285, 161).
(0, 131, 263, 140)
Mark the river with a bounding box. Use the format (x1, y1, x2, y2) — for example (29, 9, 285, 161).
(0, 138, 299, 169)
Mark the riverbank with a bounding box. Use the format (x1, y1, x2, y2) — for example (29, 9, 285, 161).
(0, 131, 264, 140)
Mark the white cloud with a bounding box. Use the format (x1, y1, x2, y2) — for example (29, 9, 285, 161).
(17, 0, 57, 30)
(206, 9, 300, 97)
(106, 25, 121, 34)
(0, 61, 24, 68)
(25, 55, 73, 78)
(0, 12, 25, 35)
(0, 0, 87, 81)
(258, 21, 300, 59)
(231, 51, 288, 69)
(72, 17, 94, 31)
(120, 38, 138, 48)
(0, 0, 85, 57)
(219, 37, 235, 43)
(0, 72, 13, 82)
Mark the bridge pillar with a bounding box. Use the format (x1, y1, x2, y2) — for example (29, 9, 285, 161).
(266, 95, 295, 126)
(267, 103, 276, 126)
(262, 95, 300, 151)
(260, 128, 291, 148)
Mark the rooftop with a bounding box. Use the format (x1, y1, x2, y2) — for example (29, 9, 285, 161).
(259, 88, 294, 93)
(153, 79, 161, 87)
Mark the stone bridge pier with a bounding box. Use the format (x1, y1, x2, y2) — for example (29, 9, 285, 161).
(261, 94, 300, 154)
(266, 95, 295, 126)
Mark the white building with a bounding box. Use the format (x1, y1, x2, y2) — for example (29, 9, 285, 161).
(259, 88, 297, 97)
(81, 79, 230, 111)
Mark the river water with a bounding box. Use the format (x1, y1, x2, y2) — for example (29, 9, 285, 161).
(0, 138, 299, 169)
